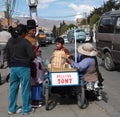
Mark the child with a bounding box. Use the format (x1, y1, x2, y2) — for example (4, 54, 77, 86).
(51, 37, 71, 67)
(51, 37, 71, 95)
(31, 46, 44, 108)
(54, 37, 70, 58)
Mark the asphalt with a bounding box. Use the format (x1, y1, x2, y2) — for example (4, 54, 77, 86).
(0, 68, 119, 117)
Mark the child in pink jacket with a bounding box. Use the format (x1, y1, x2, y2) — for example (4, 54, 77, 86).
(31, 46, 44, 108)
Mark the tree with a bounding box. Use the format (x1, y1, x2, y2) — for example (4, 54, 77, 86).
(52, 25, 57, 38)
(68, 24, 76, 29)
(80, 19, 86, 25)
(87, 0, 120, 25)
(89, 14, 100, 27)
(60, 24, 68, 35)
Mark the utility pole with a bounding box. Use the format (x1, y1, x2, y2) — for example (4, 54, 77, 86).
(28, 0, 38, 35)
(6, 0, 16, 26)
(28, 0, 38, 21)
(6, 0, 10, 26)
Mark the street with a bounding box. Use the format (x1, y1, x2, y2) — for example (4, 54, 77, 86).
(0, 43, 120, 117)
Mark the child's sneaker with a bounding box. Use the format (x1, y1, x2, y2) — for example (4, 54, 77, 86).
(32, 104, 42, 108)
(16, 108, 22, 113)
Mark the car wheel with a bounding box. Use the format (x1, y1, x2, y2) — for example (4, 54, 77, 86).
(104, 52, 115, 71)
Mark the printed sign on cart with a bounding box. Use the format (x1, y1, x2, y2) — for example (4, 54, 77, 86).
(51, 72, 79, 86)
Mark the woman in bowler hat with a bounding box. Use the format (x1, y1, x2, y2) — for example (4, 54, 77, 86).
(66, 43, 104, 100)
(25, 19, 38, 46)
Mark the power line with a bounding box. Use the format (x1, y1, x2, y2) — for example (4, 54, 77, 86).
(38, 14, 81, 19)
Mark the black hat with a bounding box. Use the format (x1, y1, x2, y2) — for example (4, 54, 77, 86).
(26, 19, 37, 30)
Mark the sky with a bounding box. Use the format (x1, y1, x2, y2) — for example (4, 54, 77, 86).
(0, 0, 109, 21)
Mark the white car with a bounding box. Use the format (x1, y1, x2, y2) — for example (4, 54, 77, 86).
(63, 35, 69, 44)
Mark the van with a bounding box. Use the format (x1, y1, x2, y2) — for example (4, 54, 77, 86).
(96, 10, 120, 70)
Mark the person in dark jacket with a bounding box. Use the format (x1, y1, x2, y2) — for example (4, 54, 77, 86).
(6, 24, 35, 115)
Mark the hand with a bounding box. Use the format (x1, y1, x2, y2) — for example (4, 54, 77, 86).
(66, 55, 74, 59)
(66, 57, 72, 64)
(34, 78, 40, 84)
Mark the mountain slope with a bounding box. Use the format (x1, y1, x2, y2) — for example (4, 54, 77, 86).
(15, 17, 76, 31)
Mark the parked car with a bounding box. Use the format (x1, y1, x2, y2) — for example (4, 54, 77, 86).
(62, 35, 69, 43)
(45, 32, 53, 44)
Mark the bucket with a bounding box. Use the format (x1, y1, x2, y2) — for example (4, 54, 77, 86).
(31, 85, 43, 101)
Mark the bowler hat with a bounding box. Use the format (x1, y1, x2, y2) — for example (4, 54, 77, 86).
(27, 19, 37, 29)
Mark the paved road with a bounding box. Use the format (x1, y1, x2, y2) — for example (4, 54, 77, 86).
(0, 43, 120, 117)
(0, 78, 111, 117)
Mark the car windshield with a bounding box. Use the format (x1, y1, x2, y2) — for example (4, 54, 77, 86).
(46, 33, 50, 37)
(76, 29, 85, 32)
(39, 30, 44, 33)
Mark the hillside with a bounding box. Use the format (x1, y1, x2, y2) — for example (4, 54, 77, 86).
(15, 17, 76, 31)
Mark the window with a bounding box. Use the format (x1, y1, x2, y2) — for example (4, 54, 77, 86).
(76, 29, 85, 33)
(114, 17, 120, 34)
(116, 17, 120, 27)
(98, 17, 115, 33)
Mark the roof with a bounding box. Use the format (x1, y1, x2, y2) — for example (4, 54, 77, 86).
(103, 10, 120, 16)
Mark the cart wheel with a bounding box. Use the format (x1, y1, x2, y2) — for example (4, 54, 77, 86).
(43, 78, 49, 110)
(77, 86, 85, 108)
(45, 83, 49, 110)
(77, 93, 88, 109)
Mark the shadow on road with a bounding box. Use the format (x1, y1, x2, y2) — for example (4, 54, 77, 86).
(114, 65, 120, 72)
(44, 90, 103, 111)
(102, 91, 108, 103)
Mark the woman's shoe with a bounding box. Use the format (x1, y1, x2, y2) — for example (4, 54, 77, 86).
(8, 108, 22, 115)
(22, 108, 35, 115)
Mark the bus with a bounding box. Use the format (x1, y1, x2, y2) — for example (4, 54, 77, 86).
(67, 28, 86, 43)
